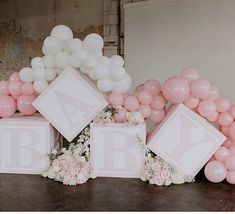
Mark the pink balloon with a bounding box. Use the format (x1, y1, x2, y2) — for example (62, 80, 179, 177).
(215, 97, 231, 113)
(221, 125, 230, 137)
(11, 94, 20, 101)
(190, 79, 211, 99)
(0, 96, 16, 118)
(150, 95, 166, 110)
(230, 105, 235, 119)
(217, 112, 233, 126)
(114, 108, 127, 123)
(162, 76, 190, 104)
(144, 80, 161, 96)
(138, 90, 153, 105)
(183, 95, 199, 109)
(135, 84, 145, 93)
(204, 161, 227, 183)
(149, 109, 165, 123)
(108, 92, 124, 107)
(9, 72, 20, 82)
(208, 86, 219, 100)
(198, 100, 216, 117)
(224, 155, 235, 170)
(214, 146, 230, 162)
(207, 112, 218, 122)
(123, 96, 139, 112)
(229, 122, 235, 141)
(138, 105, 151, 118)
(17, 95, 37, 115)
(223, 139, 233, 148)
(226, 171, 235, 184)
(8, 80, 23, 96)
(21, 83, 34, 96)
(181, 67, 200, 82)
(0, 81, 9, 95)
(208, 155, 216, 162)
(229, 145, 235, 155)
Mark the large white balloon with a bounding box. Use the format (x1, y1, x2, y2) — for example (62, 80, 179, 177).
(111, 74, 132, 93)
(83, 56, 98, 69)
(80, 64, 90, 74)
(55, 67, 63, 75)
(31, 57, 45, 69)
(110, 65, 126, 81)
(75, 49, 88, 61)
(92, 63, 109, 80)
(88, 71, 97, 80)
(64, 38, 82, 53)
(33, 80, 49, 93)
(43, 55, 56, 69)
(51, 25, 73, 41)
(110, 55, 124, 66)
(43, 36, 63, 55)
(97, 78, 113, 92)
(33, 68, 46, 80)
(56, 52, 69, 69)
(100, 56, 110, 66)
(69, 54, 82, 68)
(45, 69, 56, 81)
(83, 33, 104, 51)
(19, 67, 34, 83)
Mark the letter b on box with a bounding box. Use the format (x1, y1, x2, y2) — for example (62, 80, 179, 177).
(90, 123, 146, 178)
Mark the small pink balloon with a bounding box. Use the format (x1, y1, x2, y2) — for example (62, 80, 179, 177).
(138, 105, 151, 118)
(208, 155, 216, 162)
(11, 94, 20, 100)
(149, 109, 165, 123)
(214, 146, 230, 162)
(162, 76, 190, 104)
(114, 108, 127, 123)
(229, 145, 235, 155)
(135, 84, 145, 93)
(138, 90, 153, 105)
(208, 86, 219, 100)
(217, 112, 233, 126)
(207, 112, 218, 122)
(198, 99, 216, 117)
(204, 161, 227, 183)
(8, 80, 23, 96)
(17, 95, 37, 115)
(123, 96, 139, 112)
(223, 139, 233, 148)
(9, 72, 20, 82)
(226, 171, 235, 184)
(0, 81, 9, 95)
(183, 95, 199, 109)
(224, 155, 235, 170)
(150, 95, 166, 110)
(143, 80, 161, 96)
(221, 125, 230, 137)
(230, 105, 235, 119)
(215, 97, 231, 112)
(229, 122, 235, 141)
(108, 92, 124, 107)
(0, 95, 16, 118)
(190, 79, 211, 99)
(181, 67, 200, 82)
(21, 83, 34, 96)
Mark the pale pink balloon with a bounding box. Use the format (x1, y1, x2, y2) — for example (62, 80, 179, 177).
(190, 79, 211, 99)
(138, 105, 151, 118)
(223, 139, 233, 148)
(181, 67, 200, 82)
(215, 97, 231, 112)
(208, 155, 216, 162)
(214, 146, 230, 162)
(198, 99, 216, 117)
(144, 80, 161, 96)
(162, 76, 190, 104)
(226, 171, 235, 184)
(217, 112, 233, 126)
(0, 81, 9, 95)
(224, 155, 235, 170)
(221, 125, 230, 137)
(149, 109, 165, 123)
(11, 94, 20, 100)
(229, 145, 235, 155)
(21, 83, 34, 96)
(9, 72, 20, 82)
(114, 108, 127, 123)
(230, 105, 235, 118)
(135, 84, 145, 93)
(208, 86, 219, 100)
(207, 112, 218, 122)
(138, 90, 153, 105)
(0, 95, 16, 118)
(133, 91, 139, 98)
(108, 92, 124, 107)
(150, 95, 166, 110)
(183, 95, 199, 109)
(8, 80, 23, 96)
(123, 96, 139, 112)
(17, 95, 37, 115)
(204, 161, 227, 183)
(229, 122, 235, 141)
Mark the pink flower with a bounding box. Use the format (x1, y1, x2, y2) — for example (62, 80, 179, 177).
(160, 169, 171, 179)
(153, 175, 164, 186)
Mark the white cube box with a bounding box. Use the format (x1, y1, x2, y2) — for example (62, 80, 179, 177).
(90, 123, 146, 178)
(0, 114, 62, 174)
(33, 67, 108, 142)
(148, 104, 226, 177)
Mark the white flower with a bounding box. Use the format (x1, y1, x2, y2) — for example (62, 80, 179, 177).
(171, 170, 186, 184)
(51, 149, 57, 155)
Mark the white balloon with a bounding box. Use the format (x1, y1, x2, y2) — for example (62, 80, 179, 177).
(56, 52, 69, 69)
(55, 67, 63, 75)
(69, 54, 82, 68)
(45, 69, 56, 81)
(83, 56, 98, 69)
(92, 63, 109, 80)
(33, 68, 46, 80)
(31, 57, 45, 69)
(83, 33, 104, 51)
(43, 55, 56, 69)
(19, 67, 34, 83)
(33, 80, 49, 93)
(80, 64, 90, 74)
(110, 65, 126, 81)
(110, 55, 124, 66)
(51, 25, 73, 41)
(64, 38, 82, 53)
(111, 74, 132, 93)
(97, 78, 113, 92)
(75, 49, 88, 61)
(99, 56, 110, 66)
(89, 71, 97, 80)
(43, 36, 63, 55)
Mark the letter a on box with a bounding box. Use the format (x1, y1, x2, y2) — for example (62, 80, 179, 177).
(33, 67, 108, 142)
(148, 104, 226, 177)
(90, 123, 146, 178)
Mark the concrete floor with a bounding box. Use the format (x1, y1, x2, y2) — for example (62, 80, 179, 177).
(0, 173, 234, 211)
